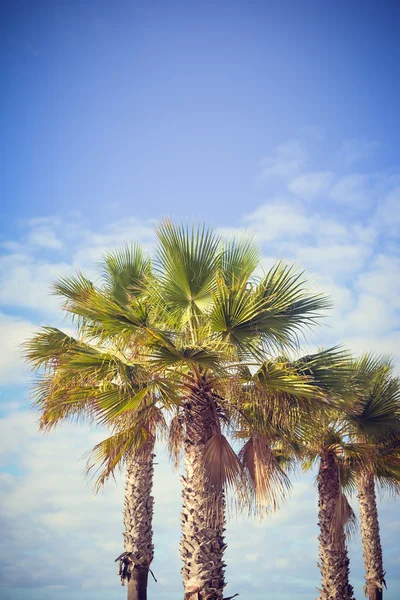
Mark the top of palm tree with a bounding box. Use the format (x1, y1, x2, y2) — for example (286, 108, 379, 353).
(23, 221, 336, 509)
(345, 353, 400, 443)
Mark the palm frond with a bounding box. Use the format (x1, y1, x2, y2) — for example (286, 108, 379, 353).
(349, 369, 400, 441)
(54, 274, 150, 339)
(168, 413, 184, 469)
(101, 244, 151, 306)
(31, 374, 97, 430)
(219, 237, 259, 287)
(210, 263, 330, 358)
(331, 492, 357, 541)
(86, 425, 154, 491)
(203, 432, 244, 494)
(291, 346, 353, 396)
(155, 220, 221, 319)
(240, 435, 291, 513)
(353, 353, 394, 381)
(23, 327, 78, 370)
(53, 272, 95, 304)
(151, 343, 223, 373)
(252, 360, 323, 398)
(256, 261, 331, 342)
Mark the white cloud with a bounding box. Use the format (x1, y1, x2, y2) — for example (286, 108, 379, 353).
(329, 173, 371, 206)
(72, 217, 156, 268)
(0, 254, 71, 314)
(376, 185, 400, 235)
(293, 242, 371, 276)
(244, 199, 311, 241)
(288, 171, 335, 201)
(259, 141, 307, 179)
(26, 226, 63, 249)
(25, 216, 63, 227)
(341, 331, 400, 372)
(356, 254, 400, 309)
(0, 409, 182, 595)
(0, 216, 156, 316)
(341, 294, 399, 335)
(0, 313, 36, 384)
(329, 172, 400, 212)
(312, 273, 354, 316)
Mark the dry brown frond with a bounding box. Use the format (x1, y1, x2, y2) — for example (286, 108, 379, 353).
(331, 492, 357, 542)
(168, 413, 184, 469)
(85, 425, 154, 492)
(203, 432, 244, 493)
(240, 434, 291, 514)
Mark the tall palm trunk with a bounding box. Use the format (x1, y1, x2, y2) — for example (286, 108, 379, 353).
(357, 469, 385, 600)
(317, 450, 355, 600)
(117, 437, 156, 600)
(180, 390, 226, 600)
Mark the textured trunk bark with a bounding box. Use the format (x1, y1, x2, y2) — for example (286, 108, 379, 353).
(357, 469, 385, 600)
(117, 437, 155, 600)
(180, 389, 226, 600)
(317, 450, 355, 600)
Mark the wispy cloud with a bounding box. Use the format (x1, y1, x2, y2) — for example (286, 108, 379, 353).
(259, 140, 307, 179)
(0, 313, 36, 384)
(243, 199, 311, 241)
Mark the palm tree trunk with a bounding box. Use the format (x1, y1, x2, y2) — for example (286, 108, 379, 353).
(317, 450, 355, 600)
(117, 438, 155, 600)
(357, 469, 385, 600)
(180, 390, 226, 600)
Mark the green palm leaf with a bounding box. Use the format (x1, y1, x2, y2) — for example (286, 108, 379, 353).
(155, 221, 221, 318)
(101, 243, 151, 306)
(219, 237, 259, 287)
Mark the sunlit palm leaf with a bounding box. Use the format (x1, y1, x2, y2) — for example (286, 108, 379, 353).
(219, 237, 259, 287)
(86, 424, 153, 490)
(101, 244, 151, 306)
(155, 221, 221, 318)
(23, 327, 78, 370)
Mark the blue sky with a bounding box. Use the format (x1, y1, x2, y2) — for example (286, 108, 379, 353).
(1, 1, 400, 599)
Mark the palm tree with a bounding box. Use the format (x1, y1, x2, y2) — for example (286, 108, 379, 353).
(24, 246, 168, 600)
(262, 349, 360, 600)
(150, 222, 331, 599)
(293, 417, 357, 600)
(25, 222, 331, 600)
(316, 430, 357, 600)
(235, 348, 351, 514)
(345, 355, 400, 600)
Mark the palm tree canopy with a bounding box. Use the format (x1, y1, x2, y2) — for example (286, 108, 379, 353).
(346, 354, 400, 442)
(24, 222, 335, 503)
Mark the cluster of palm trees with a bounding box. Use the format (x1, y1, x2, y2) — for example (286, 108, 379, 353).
(24, 222, 400, 600)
